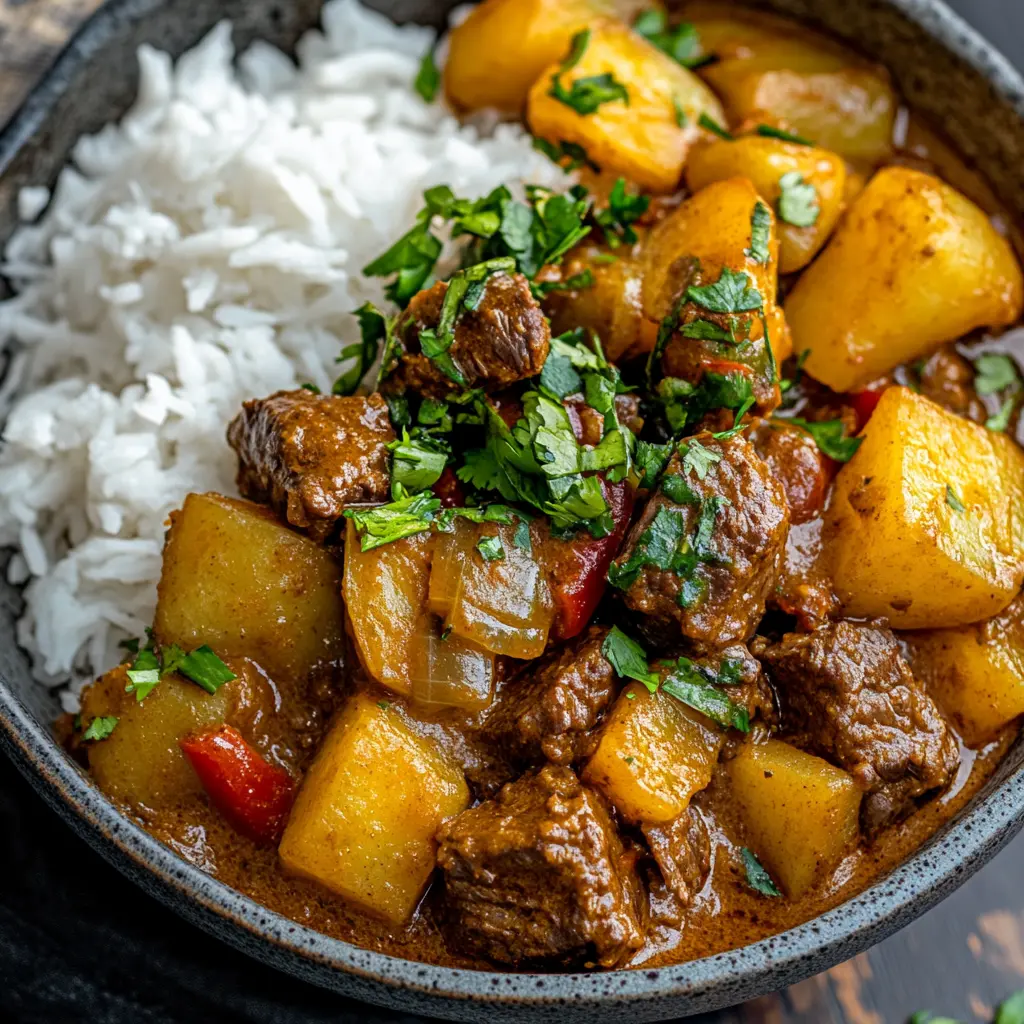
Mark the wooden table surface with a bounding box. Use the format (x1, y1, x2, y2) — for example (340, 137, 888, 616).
(1, 1, 1023, 1022)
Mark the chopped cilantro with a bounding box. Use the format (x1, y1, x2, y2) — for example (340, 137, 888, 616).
(607, 504, 693, 590)
(118, 636, 140, 655)
(741, 847, 782, 896)
(362, 214, 443, 308)
(673, 94, 687, 127)
(601, 626, 660, 691)
(300, 382, 320, 394)
(974, 352, 1021, 394)
(377, 700, 391, 710)
(661, 472, 698, 505)
(414, 47, 440, 103)
(660, 655, 749, 731)
(756, 124, 813, 146)
(532, 137, 599, 172)
(712, 395, 756, 441)
(746, 200, 772, 264)
(549, 29, 630, 115)
(513, 517, 532, 552)
(388, 431, 448, 495)
(125, 646, 161, 701)
(334, 302, 391, 396)
(785, 417, 862, 462)
(594, 177, 650, 248)
(540, 351, 583, 399)
(632, 10, 707, 69)
(679, 439, 722, 480)
(987, 396, 1017, 433)
(344, 491, 442, 551)
(177, 645, 236, 695)
(997, 990, 1024, 1024)
(82, 716, 118, 742)
(679, 319, 739, 343)
(635, 440, 673, 489)
(660, 371, 755, 436)
(777, 171, 820, 227)
(532, 269, 595, 299)
(946, 484, 966, 514)
(699, 112, 734, 140)
(476, 534, 505, 562)
(686, 267, 763, 314)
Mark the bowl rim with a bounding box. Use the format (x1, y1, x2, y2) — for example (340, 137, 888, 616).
(1, 0, 1024, 1018)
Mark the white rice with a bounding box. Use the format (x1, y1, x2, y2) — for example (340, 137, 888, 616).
(0, 0, 567, 709)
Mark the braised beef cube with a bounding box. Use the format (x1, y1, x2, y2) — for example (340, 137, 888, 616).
(698, 643, 775, 724)
(750, 420, 833, 526)
(756, 621, 959, 835)
(610, 433, 789, 646)
(386, 272, 550, 398)
(642, 805, 711, 926)
(227, 390, 394, 543)
(915, 346, 988, 425)
(436, 764, 644, 968)
(480, 625, 618, 766)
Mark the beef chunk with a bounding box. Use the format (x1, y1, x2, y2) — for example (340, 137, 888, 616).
(611, 433, 790, 647)
(642, 805, 711, 925)
(757, 621, 959, 834)
(436, 765, 644, 967)
(227, 390, 394, 543)
(750, 420, 832, 526)
(386, 272, 550, 398)
(480, 625, 618, 766)
(915, 346, 988, 425)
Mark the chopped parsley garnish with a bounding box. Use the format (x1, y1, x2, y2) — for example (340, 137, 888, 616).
(635, 440, 673, 489)
(82, 716, 118, 742)
(300, 382, 320, 394)
(532, 137, 599, 172)
(414, 47, 441, 103)
(777, 171, 820, 227)
(679, 439, 722, 480)
(946, 484, 966, 513)
(334, 302, 391, 396)
(175, 645, 238, 695)
(973, 352, 1022, 433)
(344, 491, 442, 550)
(607, 504, 691, 590)
(686, 267, 763, 314)
(660, 371, 755, 437)
(549, 30, 630, 115)
(785, 417, 862, 462)
(601, 626, 659, 691)
(388, 431, 448, 495)
(125, 647, 161, 701)
(661, 472, 698, 506)
(679, 319, 739, 343)
(699, 112, 734, 141)
(476, 534, 505, 561)
(741, 847, 782, 896)
(756, 124, 813, 146)
(673, 94, 687, 127)
(594, 177, 650, 248)
(124, 637, 236, 700)
(779, 348, 810, 396)
(987, 397, 1017, 433)
(746, 200, 772, 264)
(633, 10, 708, 69)
(660, 655, 749, 731)
(540, 349, 584, 399)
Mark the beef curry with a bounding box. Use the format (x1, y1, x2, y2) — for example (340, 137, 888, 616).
(63, 0, 1024, 973)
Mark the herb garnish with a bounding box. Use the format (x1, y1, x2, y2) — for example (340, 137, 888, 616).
(601, 626, 660, 690)
(476, 534, 505, 561)
(660, 655, 749, 731)
(414, 48, 440, 103)
(532, 137, 599, 172)
(125, 637, 236, 700)
(777, 171, 820, 227)
(946, 484, 966, 513)
(82, 716, 119, 742)
(756, 124, 813, 146)
(784, 417, 862, 462)
(388, 431, 448, 495)
(686, 267, 764, 314)
(549, 29, 630, 115)
(746, 201, 772, 264)
(332, 302, 391, 395)
(345, 491, 442, 550)
(594, 178, 650, 248)
(633, 10, 708, 69)
(741, 847, 782, 897)
(973, 352, 1022, 433)
(699, 112, 734, 141)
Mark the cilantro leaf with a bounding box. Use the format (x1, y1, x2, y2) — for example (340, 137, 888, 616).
(532, 137, 599, 172)
(125, 647, 161, 701)
(540, 352, 584, 399)
(362, 219, 443, 307)
(633, 10, 707, 69)
(532, 269, 595, 299)
(741, 847, 782, 896)
(414, 48, 440, 102)
(686, 268, 763, 314)
(594, 178, 650, 247)
(636, 440, 673, 489)
(699, 112, 734, 140)
(974, 352, 1021, 394)
(756, 124, 812, 146)
(389, 431, 448, 495)
(335, 302, 391, 396)
(661, 472, 699, 505)
(987, 396, 1017, 433)
(786, 417, 862, 462)
(946, 484, 966, 513)
(746, 200, 772, 264)
(601, 626, 659, 691)
(660, 371, 754, 436)
(660, 655, 749, 731)
(344, 492, 442, 550)
(458, 447, 502, 492)
(82, 716, 118, 742)
(549, 32, 630, 115)
(997, 991, 1024, 1024)
(777, 171, 820, 227)
(607, 505, 691, 590)
(176, 646, 236, 695)
(476, 534, 505, 561)
(679, 439, 722, 480)
(679, 319, 738, 342)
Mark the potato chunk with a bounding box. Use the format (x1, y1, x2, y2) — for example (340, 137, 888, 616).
(154, 493, 344, 684)
(827, 388, 1024, 629)
(787, 167, 1024, 393)
(908, 594, 1024, 747)
(279, 691, 469, 924)
(686, 7, 896, 165)
(583, 682, 723, 824)
(444, 0, 647, 114)
(686, 134, 847, 272)
(527, 20, 725, 194)
(729, 738, 861, 898)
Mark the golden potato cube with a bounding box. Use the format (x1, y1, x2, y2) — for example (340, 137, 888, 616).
(583, 682, 723, 824)
(81, 664, 232, 810)
(827, 387, 1024, 629)
(787, 167, 1024, 393)
(527, 20, 726, 194)
(686, 8, 897, 165)
(908, 594, 1024, 747)
(154, 493, 345, 684)
(686, 134, 847, 272)
(641, 176, 791, 365)
(729, 738, 861, 898)
(444, 0, 647, 114)
(279, 691, 469, 923)
(343, 521, 432, 698)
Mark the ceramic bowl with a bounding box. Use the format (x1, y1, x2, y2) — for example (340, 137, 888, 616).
(1, 1, 1023, 1020)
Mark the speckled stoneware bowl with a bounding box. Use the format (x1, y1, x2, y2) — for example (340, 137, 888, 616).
(0, 1, 1023, 1020)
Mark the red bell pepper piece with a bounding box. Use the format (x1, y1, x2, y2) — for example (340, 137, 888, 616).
(549, 479, 635, 641)
(432, 467, 466, 508)
(849, 387, 885, 432)
(180, 725, 294, 845)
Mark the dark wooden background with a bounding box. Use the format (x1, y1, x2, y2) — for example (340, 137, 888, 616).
(0, 1, 1022, 1021)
